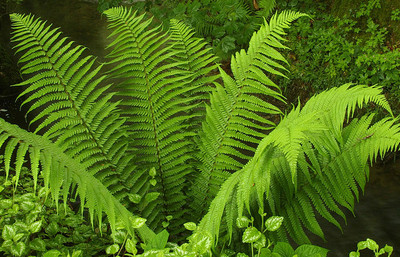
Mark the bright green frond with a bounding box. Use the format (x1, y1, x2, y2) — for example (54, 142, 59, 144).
(190, 10, 306, 221)
(198, 84, 400, 244)
(10, 13, 133, 201)
(104, 7, 199, 232)
(0, 118, 155, 243)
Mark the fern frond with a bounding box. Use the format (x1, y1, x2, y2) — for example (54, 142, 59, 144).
(0, 118, 155, 242)
(190, 10, 306, 220)
(198, 84, 400, 244)
(104, 7, 198, 232)
(10, 13, 133, 199)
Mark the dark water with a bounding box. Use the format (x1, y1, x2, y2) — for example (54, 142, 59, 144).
(1, 1, 399, 256)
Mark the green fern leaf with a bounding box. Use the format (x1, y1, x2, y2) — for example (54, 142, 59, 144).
(104, 7, 202, 232)
(198, 84, 400, 244)
(190, 10, 307, 221)
(0, 118, 155, 243)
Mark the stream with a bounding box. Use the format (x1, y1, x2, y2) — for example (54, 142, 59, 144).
(1, 0, 399, 256)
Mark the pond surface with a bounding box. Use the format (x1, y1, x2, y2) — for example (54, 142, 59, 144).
(1, 0, 399, 256)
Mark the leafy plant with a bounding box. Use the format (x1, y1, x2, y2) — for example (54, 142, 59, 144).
(349, 239, 393, 257)
(131, 0, 277, 60)
(0, 158, 114, 256)
(280, 4, 400, 114)
(1, 5, 399, 256)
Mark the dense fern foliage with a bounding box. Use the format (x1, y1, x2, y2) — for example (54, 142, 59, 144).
(190, 11, 308, 220)
(198, 84, 400, 244)
(2, 5, 400, 256)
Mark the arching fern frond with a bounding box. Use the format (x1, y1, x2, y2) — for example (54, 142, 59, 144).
(198, 84, 400, 245)
(10, 13, 133, 200)
(0, 118, 155, 243)
(190, 10, 307, 221)
(104, 7, 199, 232)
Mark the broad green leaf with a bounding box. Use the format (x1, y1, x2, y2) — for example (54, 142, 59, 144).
(125, 238, 137, 254)
(184, 222, 197, 231)
(236, 216, 251, 228)
(43, 250, 61, 257)
(221, 36, 236, 53)
(144, 192, 160, 203)
(357, 241, 367, 250)
(384, 245, 393, 254)
(20, 201, 35, 211)
(254, 234, 266, 249)
(265, 216, 283, 231)
(166, 215, 173, 221)
(13, 233, 25, 242)
(349, 252, 360, 257)
(237, 253, 249, 257)
(0, 199, 12, 209)
(295, 245, 329, 257)
(128, 194, 142, 204)
(45, 222, 59, 236)
(242, 227, 261, 243)
(273, 242, 295, 256)
(29, 220, 42, 233)
(2, 225, 16, 241)
(365, 239, 378, 251)
(29, 238, 46, 251)
(145, 230, 169, 250)
(10, 242, 26, 256)
(71, 250, 82, 257)
(131, 217, 147, 229)
(106, 244, 120, 255)
(189, 230, 213, 254)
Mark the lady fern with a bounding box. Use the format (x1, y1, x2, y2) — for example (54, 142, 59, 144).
(10, 13, 133, 200)
(103, 7, 220, 232)
(2, 6, 400, 255)
(198, 84, 400, 244)
(190, 10, 308, 220)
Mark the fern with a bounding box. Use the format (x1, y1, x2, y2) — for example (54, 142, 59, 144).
(5, 6, 400, 254)
(103, 7, 214, 232)
(9, 13, 134, 201)
(190, 10, 307, 220)
(198, 84, 400, 244)
(0, 118, 155, 242)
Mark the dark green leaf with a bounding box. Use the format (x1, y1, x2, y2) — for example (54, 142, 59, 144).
(220, 36, 236, 53)
(45, 222, 59, 236)
(295, 245, 329, 257)
(29, 238, 46, 251)
(273, 242, 294, 256)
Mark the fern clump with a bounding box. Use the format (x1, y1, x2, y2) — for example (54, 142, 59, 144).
(1, 6, 399, 256)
